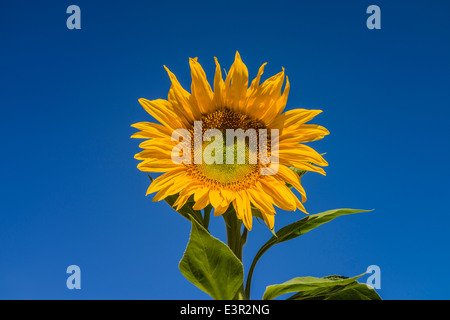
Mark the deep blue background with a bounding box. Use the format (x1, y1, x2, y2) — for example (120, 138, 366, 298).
(1, 0, 449, 299)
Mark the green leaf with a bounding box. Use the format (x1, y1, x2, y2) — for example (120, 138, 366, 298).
(245, 208, 373, 298)
(287, 277, 382, 300)
(325, 283, 381, 300)
(271, 208, 372, 244)
(263, 273, 364, 300)
(179, 216, 244, 300)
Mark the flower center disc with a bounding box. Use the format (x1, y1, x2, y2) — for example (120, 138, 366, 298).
(188, 109, 267, 190)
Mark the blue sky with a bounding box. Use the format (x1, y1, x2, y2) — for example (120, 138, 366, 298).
(1, 0, 449, 299)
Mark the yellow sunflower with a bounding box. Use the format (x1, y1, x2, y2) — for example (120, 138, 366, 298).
(131, 52, 329, 231)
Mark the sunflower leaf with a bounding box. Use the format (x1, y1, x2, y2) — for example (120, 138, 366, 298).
(323, 282, 382, 300)
(244, 208, 373, 298)
(286, 276, 382, 300)
(179, 215, 244, 300)
(263, 273, 365, 300)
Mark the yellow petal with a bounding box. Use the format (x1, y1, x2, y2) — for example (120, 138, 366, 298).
(261, 212, 275, 230)
(209, 189, 223, 208)
(193, 189, 211, 210)
(220, 188, 236, 204)
(134, 147, 172, 161)
(279, 124, 330, 143)
(175, 184, 205, 210)
(247, 68, 285, 122)
(235, 190, 252, 230)
(130, 122, 172, 140)
(294, 195, 308, 214)
(247, 188, 276, 214)
(214, 202, 230, 216)
(279, 158, 326, 176)
(137, 158, 178, 172)
(276, 165, 307, 202)
(146, 167, 186, 195)
(138, 98, 184, 131)
(138, 138, 176, 150)
(213, 57, 225, 108)
(273, 109, 323, 131)
(180, 182, 204, 197)
(174, 192, 193, 210)
(152, 175, 186, 201)
(259, 177, 297, 211)
(266, 76, 290, 126)
(194, 186, 209, 202)
(244, 62, 267, 112)
(224, 51, 248, 112)
(164, 65, 201, 121)
(189, 58, 214, 114)
(279, 144, 328, 166)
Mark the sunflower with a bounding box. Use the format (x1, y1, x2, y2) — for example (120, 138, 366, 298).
(132, 52, 329, 231)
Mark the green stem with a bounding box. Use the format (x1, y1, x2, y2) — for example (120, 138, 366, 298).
(224, 210, 242, 260)
(223, 208, 247, 300)
(203, 205, 212, 230)
(234, 286, 246, 300)
(244, 255, 259, 299)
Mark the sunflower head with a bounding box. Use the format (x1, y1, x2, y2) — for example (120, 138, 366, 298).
(132, 52, 329, 231)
